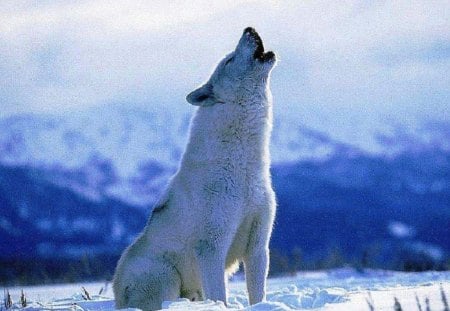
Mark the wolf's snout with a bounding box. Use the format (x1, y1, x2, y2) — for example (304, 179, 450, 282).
(242, 27, 264, 60)
(244, 27, 256, 35)
(242, 27, 275, 63)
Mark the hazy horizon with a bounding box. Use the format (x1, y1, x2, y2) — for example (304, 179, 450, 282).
(1, 1, 449, 132)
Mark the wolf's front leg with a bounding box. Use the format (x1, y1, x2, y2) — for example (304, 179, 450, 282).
(195, 240, 227, 304)
(244, 247, 269, 305)
(243, 219, 271, 305)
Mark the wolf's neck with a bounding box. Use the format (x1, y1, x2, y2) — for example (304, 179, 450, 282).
(181, 93, 272, 168)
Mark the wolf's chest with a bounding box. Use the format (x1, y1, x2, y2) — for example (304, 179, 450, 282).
(201, 160, 269, 205)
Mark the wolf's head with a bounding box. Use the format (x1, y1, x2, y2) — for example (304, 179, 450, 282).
(187, 27, 277, 107)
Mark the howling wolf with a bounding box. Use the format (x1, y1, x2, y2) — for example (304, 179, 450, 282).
(113, 27, 277, 311)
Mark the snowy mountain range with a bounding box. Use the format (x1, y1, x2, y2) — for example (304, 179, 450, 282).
(1, 104, 449, 207)
(0, 105, 186, 207)
(0, 104, 449, 271)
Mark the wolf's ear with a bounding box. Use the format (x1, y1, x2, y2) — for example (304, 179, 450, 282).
(186, 83, 217, 107)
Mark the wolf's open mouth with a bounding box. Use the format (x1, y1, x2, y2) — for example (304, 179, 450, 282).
(244, 27, 275, 62)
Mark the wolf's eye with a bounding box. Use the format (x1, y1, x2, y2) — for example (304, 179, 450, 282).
(225, 57, 234, 66)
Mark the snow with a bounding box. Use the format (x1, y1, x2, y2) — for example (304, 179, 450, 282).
(387, 221, 416, 239)
(407, 242, 445, 262)
(5, 269, 450, 311)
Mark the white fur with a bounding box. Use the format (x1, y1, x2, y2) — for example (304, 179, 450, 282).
(113, 28, 277, 311)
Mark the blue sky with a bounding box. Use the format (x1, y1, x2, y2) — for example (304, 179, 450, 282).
(1, 1, 449, 128)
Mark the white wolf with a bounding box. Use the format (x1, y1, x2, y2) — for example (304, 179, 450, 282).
(113, 27, 277, 311)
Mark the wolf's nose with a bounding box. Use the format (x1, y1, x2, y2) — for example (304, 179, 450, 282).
(244, 27, 256, 35)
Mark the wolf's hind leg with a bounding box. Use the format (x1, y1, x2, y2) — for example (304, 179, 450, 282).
(114, 259, 181, 311)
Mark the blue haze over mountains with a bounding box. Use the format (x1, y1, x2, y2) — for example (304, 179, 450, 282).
(0, 105, 449, 276)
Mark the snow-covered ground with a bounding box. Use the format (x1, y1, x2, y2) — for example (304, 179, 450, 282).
(4, 269, 450, 311)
